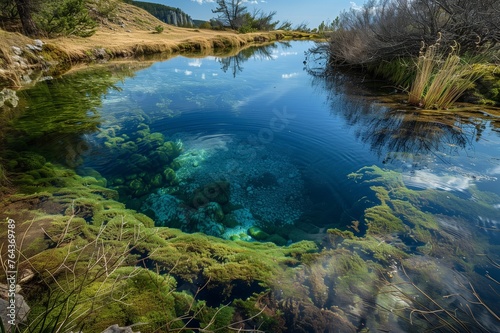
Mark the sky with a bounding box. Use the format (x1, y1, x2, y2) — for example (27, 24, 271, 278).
(144, 0, 366, 29)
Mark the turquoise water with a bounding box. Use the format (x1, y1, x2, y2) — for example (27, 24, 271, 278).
(4, 41, 500, 331)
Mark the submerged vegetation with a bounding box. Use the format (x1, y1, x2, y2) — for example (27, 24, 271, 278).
(1, 56, 499, 331)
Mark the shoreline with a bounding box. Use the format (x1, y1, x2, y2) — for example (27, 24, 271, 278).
(0, 27, 320, 89)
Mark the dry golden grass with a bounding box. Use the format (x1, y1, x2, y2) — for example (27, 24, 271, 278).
(408, 42, 480, 109)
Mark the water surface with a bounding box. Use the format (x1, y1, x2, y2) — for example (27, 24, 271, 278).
(4, 41, 500, 332)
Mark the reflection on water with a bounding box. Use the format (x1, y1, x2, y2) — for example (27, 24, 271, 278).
(1, 41, 499, 332)
(217, 42, 290, 77)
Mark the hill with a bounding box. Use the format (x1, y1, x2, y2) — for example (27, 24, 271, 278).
(123, 0, 194, 27)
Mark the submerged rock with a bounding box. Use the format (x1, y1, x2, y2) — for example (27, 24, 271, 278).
(248, 226, 270, 241)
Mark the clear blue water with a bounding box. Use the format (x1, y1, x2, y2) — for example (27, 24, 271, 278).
(75, 42, 500, 238)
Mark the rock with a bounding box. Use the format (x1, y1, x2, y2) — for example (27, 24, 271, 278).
(0, 284, 21, 299)
(33, 39, 43, 48)
(0, 88, 19, 108)
(93, 47, 107, 60)
(11, 55, 28, 69)
(25, 43, 42, 52)
(0, 294, 30, 330)
(11, 46, 22, 55)
(248, 226, 270, 241)
(101, 324, 140, 333)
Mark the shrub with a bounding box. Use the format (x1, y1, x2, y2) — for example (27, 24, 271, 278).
(154, 25, 164, 34)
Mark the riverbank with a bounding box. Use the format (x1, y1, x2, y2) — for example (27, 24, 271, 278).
(0, 1, 319, 89)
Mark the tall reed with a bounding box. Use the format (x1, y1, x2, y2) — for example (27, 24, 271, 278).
(408, 42, 479, 109)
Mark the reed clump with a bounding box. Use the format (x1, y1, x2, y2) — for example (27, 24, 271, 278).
(408, 41, 480, 109)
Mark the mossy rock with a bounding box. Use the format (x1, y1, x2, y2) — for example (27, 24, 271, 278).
(163, 167, 177, 185)
(266, 233, 288, 246)
(120, 140, 138, 152)
(129, 154, 149, 169)
(248, 226, 270, 241)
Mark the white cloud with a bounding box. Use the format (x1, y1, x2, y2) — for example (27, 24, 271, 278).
(281, 51, 298, 56)
(282, 73, 298, 79)
(350, 1, 363, 11)
(201, 73, 206, 80)
(185, 70, 193, 76)
(188, 59, 203, 67)
(489, 166, 500, 175)
(402, 170, 471, 192)
(192, 0, 214, 4)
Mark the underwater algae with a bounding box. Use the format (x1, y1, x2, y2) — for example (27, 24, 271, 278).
(2, 131, 498, 332)
(339, 165, 500, 331)
(0, 143, 329, 332)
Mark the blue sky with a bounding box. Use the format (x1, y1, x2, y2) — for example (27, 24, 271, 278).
(143, 0, 366, 28)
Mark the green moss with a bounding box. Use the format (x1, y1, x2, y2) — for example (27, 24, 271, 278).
(163, 167, 177, 185)
(266, 234, 287, 246)
(284, 240, 319, 258)
(471, 63, 500, 105)
(16, 151, 47, 171)
(198, 302, 236, 331)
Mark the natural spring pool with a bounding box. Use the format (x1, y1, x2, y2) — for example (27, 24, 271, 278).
(2, 41, 500, 332)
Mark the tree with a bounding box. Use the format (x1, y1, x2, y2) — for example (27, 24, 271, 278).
(1, 0, 98, 37)
(13, 0, 39, 36)
(212, 0, 247, 30)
